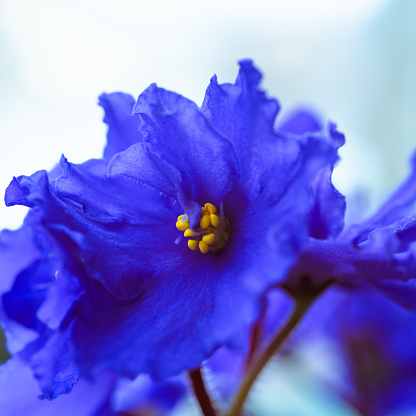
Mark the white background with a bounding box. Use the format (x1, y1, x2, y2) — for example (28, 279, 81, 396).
(1, 0, 415, 230)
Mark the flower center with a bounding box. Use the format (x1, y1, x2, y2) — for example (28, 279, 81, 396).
(175, 203, 231, 254)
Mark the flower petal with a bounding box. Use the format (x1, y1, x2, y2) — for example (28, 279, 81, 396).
(201, 59, 280, 196)
(308, 165, 346, 240)
(276, 108, 322, 135)
(99, 92, 141, 160)
(71, 254, 259, 380)
(55, 155, 170, 225)
(108, 143, 201, 226)
(132, 83, 239, 209)
(0, 226, 43, 353)
(0, 357, 114, 415)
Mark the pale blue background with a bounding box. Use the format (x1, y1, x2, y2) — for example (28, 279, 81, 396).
(1, 0, 415, 414)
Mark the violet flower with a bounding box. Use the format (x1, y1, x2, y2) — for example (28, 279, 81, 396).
(3, 60, 339, 391)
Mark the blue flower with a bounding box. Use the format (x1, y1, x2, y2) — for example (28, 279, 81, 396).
(310, 289, 416, 416)
(4, 60, 339, 383)
(283, 139, 416, 309)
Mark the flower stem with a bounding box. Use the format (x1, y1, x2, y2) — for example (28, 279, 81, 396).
(227, 293, 318, 416)
(188, 367, 218, 416)
(244, 314, 264, 371)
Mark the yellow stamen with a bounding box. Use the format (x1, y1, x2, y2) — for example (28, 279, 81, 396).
(199, 241, 209, 254)
(209, 214, 219, 228)
(184, 229, 199, 237)
(176, 221, 189, 231)
(202, 233, 215, 246)
(200, 215, 211, 229)
(176, 202, 230, 254)
(188, 240, 198, 250)
(205, 203, 217, 214)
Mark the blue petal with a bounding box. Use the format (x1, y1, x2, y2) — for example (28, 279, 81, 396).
(99, 92, 141, 160)
(2, 259, 53, 334)
(201, 60, 339, 206)
(308, 165, 346, 239)
(36, 267, 81, 331)
(0, 226, 41, 296)
(320, 290, 416, 415)
(0, 357, 115, 415)
(5, 174, 39, 208)
(5, 170, 52, 209)
(0, 226, 43, 353)
(112, 374, 186, 414)
(130, 82, 239, 219)
(276, 108, 322, 135)
(201, 60, 281, 195)
(5, 166, 181, 300)
(108, 143, 201, 226)
(55, 155, 169, 225)
(71, 253, 260, 380)
(30, 328, 80, 400)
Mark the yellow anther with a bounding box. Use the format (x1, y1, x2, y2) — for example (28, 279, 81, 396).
(176, 202, 230, 254)
(176, 221, 189, 231)
(210, 214, 219, 228)
(199, 240, 209, 254)
(205, 203, 217, 215)
(202, 233, 215, 246)
(184, 229, 199, 237)
(200, 215, 211, 229)
(188, 240, 198, 250)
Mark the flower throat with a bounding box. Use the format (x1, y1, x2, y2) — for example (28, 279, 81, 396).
(176, 203, 231, 254)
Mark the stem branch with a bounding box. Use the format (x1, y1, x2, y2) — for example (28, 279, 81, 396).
(188, 367, 218, 416)
(227, 294, 317, 416)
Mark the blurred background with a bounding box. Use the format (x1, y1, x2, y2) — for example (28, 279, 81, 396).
(0, 0, 415, 414)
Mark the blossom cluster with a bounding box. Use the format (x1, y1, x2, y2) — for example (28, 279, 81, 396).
(1, 60, 416, 416)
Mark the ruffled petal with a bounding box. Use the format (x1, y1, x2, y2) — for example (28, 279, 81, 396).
(202, 60, 342, 233)
(132, 83, 239, 212)
(5, 174, 39, 208)
(2, 259, 53, 335)
(99, 92, 141, 160)
(0, 357, 115, 415)
(30, 328, 79, 400)
(307, 165, 346, 240)
(55, 155, 169, 225)
(0, 226, 43, 353)
(0, 226, 41, 295)
(276, 108, 322, 135)
(5, 167, 182, 300)
(108, 143, 201, 226)
(201, 60, 280, 196)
